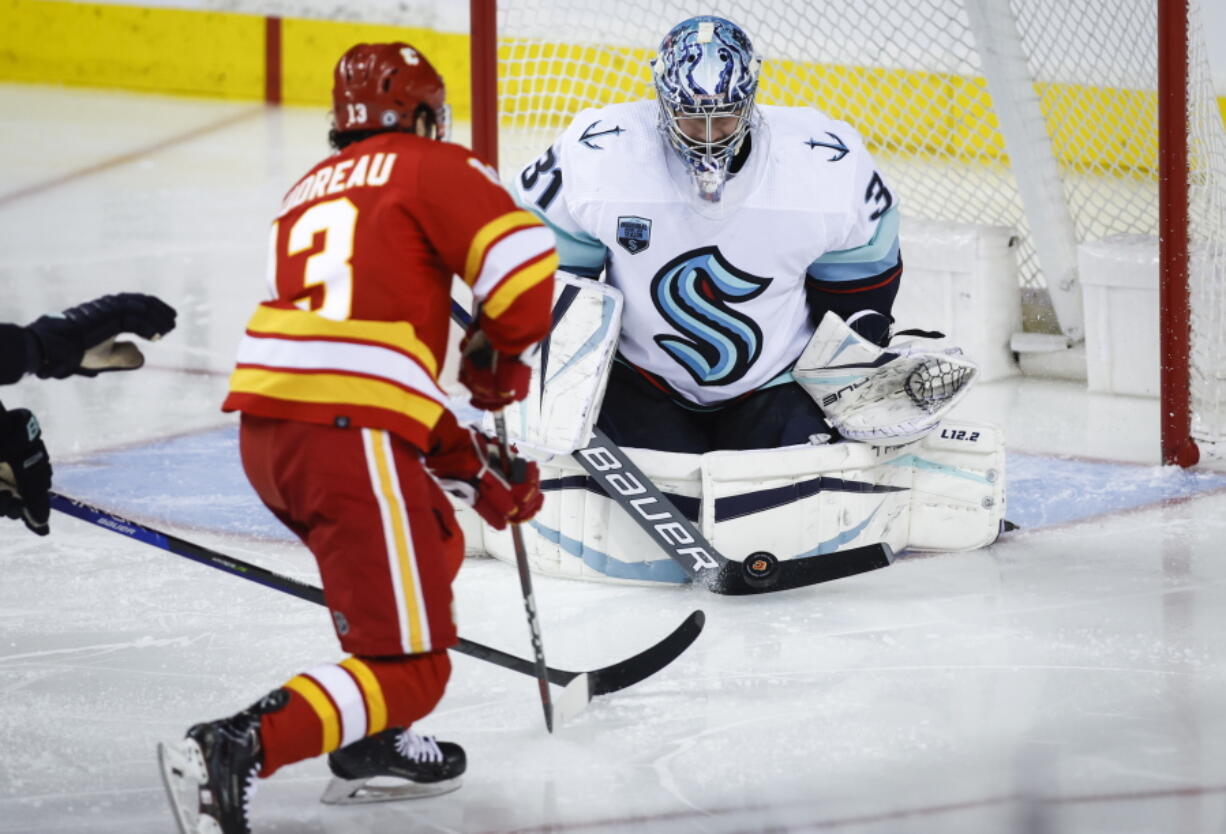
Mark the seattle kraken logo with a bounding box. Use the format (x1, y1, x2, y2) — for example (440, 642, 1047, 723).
(651, 247, 771, 387)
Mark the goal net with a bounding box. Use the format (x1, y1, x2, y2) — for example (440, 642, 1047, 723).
(474, 0, 1226, 461)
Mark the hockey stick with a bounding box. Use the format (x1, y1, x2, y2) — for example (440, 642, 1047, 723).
(449, 302, 895, 595)
(573, 428, 895, 595)
(48, 491, 704, 721)
(493, 411, 554, 732)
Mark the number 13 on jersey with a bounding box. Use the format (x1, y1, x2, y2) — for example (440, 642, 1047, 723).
(268, 197, 358, 320)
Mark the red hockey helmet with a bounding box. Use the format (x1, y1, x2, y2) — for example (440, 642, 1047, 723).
(332, 42, 449, 140)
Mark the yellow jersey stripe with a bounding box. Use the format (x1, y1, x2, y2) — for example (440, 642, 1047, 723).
(340, 657, 389, 735)
(246, 304, 438, 377)
(483, 250, 559, 319)
(228, 368, 445, 427)
(471, 224, 556, 300)
(284, 675, 340, 753)
(463, 210, 543, 286)
(367, 430, 428, 654)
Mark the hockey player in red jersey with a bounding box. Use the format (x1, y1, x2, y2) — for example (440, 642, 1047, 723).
(158, 43, 556, 834)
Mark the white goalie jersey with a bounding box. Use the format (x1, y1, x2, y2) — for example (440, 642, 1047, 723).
(514, 100, 900, 406)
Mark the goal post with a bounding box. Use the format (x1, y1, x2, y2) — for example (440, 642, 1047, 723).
(470, 0, 499, 171)
(469, 0, 1226, 467)
(1158, 0, 1196, 466)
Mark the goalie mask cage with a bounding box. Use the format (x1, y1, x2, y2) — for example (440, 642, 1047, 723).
(468, 0, 1226, 467)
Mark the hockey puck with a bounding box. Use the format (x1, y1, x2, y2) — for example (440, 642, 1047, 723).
(742, 551, 778, 587)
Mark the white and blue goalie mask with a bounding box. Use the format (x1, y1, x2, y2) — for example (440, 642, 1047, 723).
(652, 16, 761, 202)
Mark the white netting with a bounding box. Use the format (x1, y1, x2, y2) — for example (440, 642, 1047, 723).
(493, 0, 1226, 439)
(1185, 3, 1226, 443)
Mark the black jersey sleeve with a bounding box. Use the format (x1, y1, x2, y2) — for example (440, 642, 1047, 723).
(0, 324, 35, 385)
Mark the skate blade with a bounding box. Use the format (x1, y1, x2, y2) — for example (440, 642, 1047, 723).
(157, 740, 207, 834)
(319, 775, 462, 805)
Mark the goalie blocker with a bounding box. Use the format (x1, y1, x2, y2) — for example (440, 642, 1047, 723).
(448, 280, 1004, 587)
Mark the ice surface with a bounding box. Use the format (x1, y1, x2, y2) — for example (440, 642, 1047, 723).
(2, 84, 1225, 834)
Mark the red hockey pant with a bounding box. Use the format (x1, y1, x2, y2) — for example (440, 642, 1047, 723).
(238, 415, 465, 775)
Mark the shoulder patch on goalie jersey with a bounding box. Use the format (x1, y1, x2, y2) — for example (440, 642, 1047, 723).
(616, 216, 652, 253)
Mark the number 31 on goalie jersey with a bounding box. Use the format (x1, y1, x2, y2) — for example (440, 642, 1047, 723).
(519, 146, 563, 211)
(267, 197, 357, 321)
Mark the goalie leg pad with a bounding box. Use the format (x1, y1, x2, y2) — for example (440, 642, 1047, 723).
(892, 421, 1006, 551)
(457, 421, 1005, 584)
(699, 421, 1004, 558)
(700, 441, 915, 561)
(470, 450, 697, 586)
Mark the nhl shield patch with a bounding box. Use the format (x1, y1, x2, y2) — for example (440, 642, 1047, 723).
(616, 216, 652, 254)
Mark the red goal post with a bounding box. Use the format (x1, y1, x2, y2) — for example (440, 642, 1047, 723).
(469, 0, 1226, 467)
(1158, 0, 1196, 466)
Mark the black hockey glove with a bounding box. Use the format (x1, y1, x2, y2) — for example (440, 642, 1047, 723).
(0, 407, 52, 536)
(26, 293, 177, 379)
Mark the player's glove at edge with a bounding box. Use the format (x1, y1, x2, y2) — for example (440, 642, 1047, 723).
(0, 406, 52, 536)
(26, 293, 178, 379)
(426, 413, 543, 530)
(457, 328, 533, 412)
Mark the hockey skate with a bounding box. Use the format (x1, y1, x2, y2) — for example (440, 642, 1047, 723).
(158, 701, 267, 834)
(321, 727, 465, 805)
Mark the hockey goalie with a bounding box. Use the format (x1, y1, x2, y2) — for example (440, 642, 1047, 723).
(450, 275, 1004, 588)
(450, 14, 1005, 587)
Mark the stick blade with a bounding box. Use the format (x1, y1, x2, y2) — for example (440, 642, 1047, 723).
(587, 609, 705, 697)
(553, 673, 593, 725)
(708, 543, 895, 595)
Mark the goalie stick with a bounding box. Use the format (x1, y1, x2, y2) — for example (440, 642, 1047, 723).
(449, 302, 895, 595)
(48, 491, 704, 722)
(575, 428, 895, 595)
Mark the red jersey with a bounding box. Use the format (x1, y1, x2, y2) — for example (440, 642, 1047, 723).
(222, 133, 557, 450)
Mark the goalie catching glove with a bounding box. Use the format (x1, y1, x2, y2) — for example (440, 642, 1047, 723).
(26, 292, 177, 379)
(792, 311, 978, 444)
(457, 328, 534, 412)
(426, 412, 543, 530)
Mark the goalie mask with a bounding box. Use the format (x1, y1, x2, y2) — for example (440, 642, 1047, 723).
(652, 16, 761, 202)
(332, 42, 450, 142)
